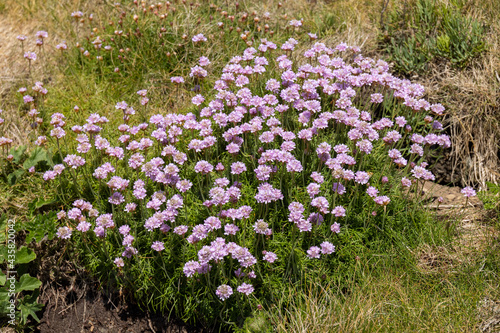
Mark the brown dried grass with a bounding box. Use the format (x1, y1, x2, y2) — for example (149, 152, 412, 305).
(420, 3, 500, 188)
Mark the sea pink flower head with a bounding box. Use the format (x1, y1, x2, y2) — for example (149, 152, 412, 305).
(461, 186, 476, 198)
(151, 241, 165, 252)
(24, 52, 37, 61)
(192, 34, 207, 43)
(114, 257, 125, 268)
(216, 284, 233, 300)
(237, 283, 254, 295)
(306, 246, 321, 259)
(57, 226, 72, 239)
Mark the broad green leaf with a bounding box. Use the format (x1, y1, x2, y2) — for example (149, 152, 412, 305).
(17, 290, 43, 324)
(14, 247, 36, 265)
(15, 274, 41, 293)
(9, 145, 27, 164)
(0, 272, 5, 286)
(25, 211, 58, 243)
(23, 147, 50, 169)
(28, 197, 56, 213)
(7, 169, 25, 185)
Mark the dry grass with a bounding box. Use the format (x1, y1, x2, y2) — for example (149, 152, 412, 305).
(267, 272, 484, 332)
(420, 1, 500, 188)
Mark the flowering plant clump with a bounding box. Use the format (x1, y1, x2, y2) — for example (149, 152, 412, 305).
(40, 27, 450, 323)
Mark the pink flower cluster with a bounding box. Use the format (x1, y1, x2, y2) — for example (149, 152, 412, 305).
(49, 32, 450, 301)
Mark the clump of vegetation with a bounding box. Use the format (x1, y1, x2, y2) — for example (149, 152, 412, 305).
(381, 0, 488, 75)
(0, 0, 498, 331)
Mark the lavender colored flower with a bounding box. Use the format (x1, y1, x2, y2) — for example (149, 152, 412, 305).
(174, 225, 189, 236)
(461, 186, 476, 198)
(224, 224, 239, 235)
(306, 246, 321, 259)
(114, 257, 125, 268)
(374, 195, 391, 206)
(216, 285, 233, 301)
(331, 206, 346, 217)
(194, 160, 213, 174)
(76, 221, 91, 232)
(401, 177, 412, 187)
(124, 203, 137, 212)
(119, 225, 131, 235)
(231, 162, 247, 175)
(151, 241, 165, 252)
(263, 251, 278, 263)
(328, 221, 341, 234)
(237, 283, 254, 295)
(57, 226, 72, 239)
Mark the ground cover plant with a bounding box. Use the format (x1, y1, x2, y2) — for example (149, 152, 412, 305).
(0, 0, 499, 331)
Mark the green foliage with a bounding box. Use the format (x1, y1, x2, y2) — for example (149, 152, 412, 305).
(479, 182, 500, 212)
(24, 211, 59, 244)
(0, 238, 43, 327)
(381, 0, 488, 75)
(2, 146, 53, 185)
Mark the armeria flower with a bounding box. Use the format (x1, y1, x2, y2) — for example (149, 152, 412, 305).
(122, 235, 134, 247)
(307, 183, 321, 198)
(50, 127, 66, 139)
(374, 195, 391, 206)
(183, 261, 200, 277)
(194, 160, 213, 174)
(122, 246, 138, 258)
(216, 284, 233, 301)
(255, 183, 284, 204)
(176, 179, 193, 192)
(170, 76, 185, 84)
(354, 171, 370, 185)
(224, 224, 239, 235)
(174, 225, 189, 236)
(307, 32, 318, 40)
(310, 172, 324, 184)
(461, 186, 476, 198)
(56, 42, 68, 50)
(192, 94, 205, 106)
(253, 220, 271, 235)
(114, 257, 125, 268)
(370, 93, 384, 103)
(76, 221, 91, 232)
(262, 251, 278, 263)
(151, 241, 165, 252)
(289, 19, 303, 27)
(331, 222, 341, 234)
(35, 31, 48, 39)
(306, 246, 321, 259)
(56, 226, 72, 239)
(237, 283, 254, 295)
(119, 225, 131, 235)
(320, 242, 336, 254)
(63, 154, 85, 168)
(311, 196, 329, 214)
(401, 177, 412, 187)
(331, 206, 346, 217)
(192, 33, 207, 43)
(231, 162, 247, 175)
(366, 186, 379, 198)
(24, 52, 37, 61)
(199, 56, 210, 66)
(108, 192, 125, 205)
(43, 171, 56, 181)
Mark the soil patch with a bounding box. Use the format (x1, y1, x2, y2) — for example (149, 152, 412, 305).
(31, 242, 204, 333)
